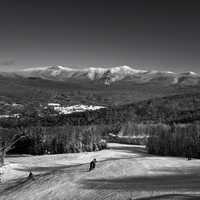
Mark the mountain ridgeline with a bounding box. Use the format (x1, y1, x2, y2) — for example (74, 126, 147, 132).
(3, 65, 200, 86)
(1, 66, 200, 106)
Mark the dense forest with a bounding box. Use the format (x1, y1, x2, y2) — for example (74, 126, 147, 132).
(146, 123, 200, 158)
(1, 92, 200, 128)
(1, 92, 200, 157)
(0, 125, 108, 161)
(8, 125, 107, 155)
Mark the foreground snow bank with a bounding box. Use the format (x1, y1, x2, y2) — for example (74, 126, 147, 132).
(0, 163, 25, 183)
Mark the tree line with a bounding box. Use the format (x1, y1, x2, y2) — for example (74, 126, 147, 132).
(1, 92, 200, 165)
(0, 125, 108, 166)
(146, 123, 200, 158)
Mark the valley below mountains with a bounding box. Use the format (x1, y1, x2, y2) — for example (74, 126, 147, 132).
(0, 65, 200, 106)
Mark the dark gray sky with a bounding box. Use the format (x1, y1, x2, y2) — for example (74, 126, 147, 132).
(0, 1, 200, 72)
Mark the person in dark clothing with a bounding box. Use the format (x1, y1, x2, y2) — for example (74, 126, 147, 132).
(186, 146, 192, 160)
(89, 159, 97, 171)
(28, 170, 34, 179)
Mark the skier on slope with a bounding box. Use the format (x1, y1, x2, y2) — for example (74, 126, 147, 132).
(89, 158, 97, 171)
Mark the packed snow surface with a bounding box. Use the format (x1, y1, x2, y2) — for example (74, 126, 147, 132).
(1, 143, 200, 200)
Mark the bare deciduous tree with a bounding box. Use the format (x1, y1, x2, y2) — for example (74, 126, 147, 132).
(0, 128, 26, 166)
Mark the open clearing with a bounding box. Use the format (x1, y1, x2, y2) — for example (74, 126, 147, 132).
(0, 143, 200, 200)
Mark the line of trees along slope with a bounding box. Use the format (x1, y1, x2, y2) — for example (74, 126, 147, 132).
(9, 125, 107, 155)
(147, 123, 200, 158)
(0, 128, 26, 166)
(1, 92, 200, 159)
(0, 125, 107, 162)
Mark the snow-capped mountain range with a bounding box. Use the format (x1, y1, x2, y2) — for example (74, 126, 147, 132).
(1, 65, 200, 85)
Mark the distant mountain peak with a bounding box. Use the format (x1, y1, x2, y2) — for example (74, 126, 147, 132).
(23, 65, 74, 72)
(109, 65, 147, 74)
(47, 66, 67, 70)
(2, 65, 199, 86)
(22, 66, 48, 71)
(187, 71, 199, 76)
(21, 65, 146, 73)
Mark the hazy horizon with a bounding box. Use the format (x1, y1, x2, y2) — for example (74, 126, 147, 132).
(0, 64, 199, 74)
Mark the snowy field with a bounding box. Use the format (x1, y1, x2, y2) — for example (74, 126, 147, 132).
(0, 143, 200, 200)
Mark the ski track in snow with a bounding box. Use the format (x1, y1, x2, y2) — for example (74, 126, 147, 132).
(0, 143, 200, 200)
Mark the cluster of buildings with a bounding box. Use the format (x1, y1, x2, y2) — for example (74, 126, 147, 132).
(47, 103, 105, 114)
(0, 101, 105, 119)
(0, 102, 23, 119)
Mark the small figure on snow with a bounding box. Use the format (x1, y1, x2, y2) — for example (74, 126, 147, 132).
(28, 170, 34, 179)
(185, 146, 192, 160)
(89, 158, 97, 171)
